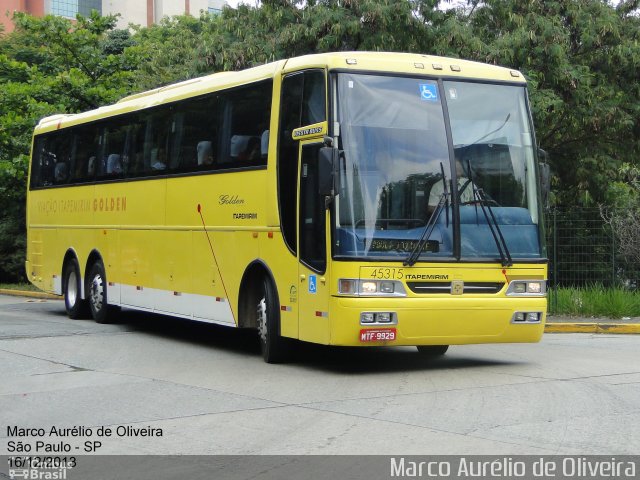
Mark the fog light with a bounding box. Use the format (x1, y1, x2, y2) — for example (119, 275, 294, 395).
(514, 312, 525, 322)
(513, 283, 526, 294)
(379, 281, 394, 293)
(527, 312, 540, 322)
(375, 312, 392, 323)
(361, 281, 377, 294)
(361, 313, 375, 323)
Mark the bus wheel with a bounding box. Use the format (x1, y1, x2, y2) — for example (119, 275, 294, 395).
(256, 277, 289, 363)
(63, 258, 88, 319)
(87, 261, 118, 324)
(416, 345, 449, 357)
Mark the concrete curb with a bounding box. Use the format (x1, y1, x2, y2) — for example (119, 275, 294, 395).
(0, 289, 61, 300)
(545, 323, 640, 334)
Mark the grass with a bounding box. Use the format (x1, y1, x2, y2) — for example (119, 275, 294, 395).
(0, 282, 39, 292)
(549, 285, 640, 318)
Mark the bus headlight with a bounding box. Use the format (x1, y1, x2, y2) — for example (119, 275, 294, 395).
(379, 281, 395, 293)
(338, 279, 407, 297)
(527, 282, 542, 294)
(361, 281, 377, 294)
(506, 280, 546, 296)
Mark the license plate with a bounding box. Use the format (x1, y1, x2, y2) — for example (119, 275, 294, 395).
(359, 328, 397, 343)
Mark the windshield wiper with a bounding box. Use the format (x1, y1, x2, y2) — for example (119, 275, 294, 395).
(404, 163, 449, 267)
(466, 160, 513, 267)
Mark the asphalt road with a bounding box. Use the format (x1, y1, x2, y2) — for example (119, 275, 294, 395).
(1, 293, 639, 458)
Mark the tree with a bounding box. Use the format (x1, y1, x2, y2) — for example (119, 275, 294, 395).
(0, 12, 136, 282)
(602, 163, 640, 282)
(125, 13, 213, 90)
(464, 0, 640, 206)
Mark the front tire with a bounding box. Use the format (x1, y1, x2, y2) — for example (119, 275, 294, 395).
(416, 345, 449, 357)
(256, 277, 289, 363)
(87, 260, 118, 324)
(63, 258, 88, 319)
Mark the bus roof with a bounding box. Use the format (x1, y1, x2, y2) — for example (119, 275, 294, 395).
(283, 51, 524, 82)
(35, 52, 524, 134)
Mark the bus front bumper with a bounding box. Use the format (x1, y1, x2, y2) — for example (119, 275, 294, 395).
(329, 296, 546, 347)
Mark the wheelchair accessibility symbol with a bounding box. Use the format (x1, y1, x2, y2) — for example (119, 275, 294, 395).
(308, 275, 317, 294)
(419, 83, 438, 102)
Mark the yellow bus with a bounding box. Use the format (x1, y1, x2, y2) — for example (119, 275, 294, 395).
(26, 52, 547, 363)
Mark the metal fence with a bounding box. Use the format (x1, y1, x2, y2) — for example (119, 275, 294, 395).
(545, 208, 640, 289)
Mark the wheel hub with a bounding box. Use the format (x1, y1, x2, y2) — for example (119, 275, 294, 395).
(67, 271, 77, 307)
(257, 297, 267, 342)
(90, 274, 104, 311)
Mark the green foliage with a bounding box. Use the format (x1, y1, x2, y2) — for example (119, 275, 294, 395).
(549, 285, 640, 318)
(130, 13, 225, 89)
(459, 0, 640, 206)
(0, 12, 137, 281)
(605, 162, 640, 209)
(0, 147, 28, 281)
(0, 282, 39, 292)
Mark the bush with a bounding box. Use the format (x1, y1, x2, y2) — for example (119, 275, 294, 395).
(549, 285, 640, 318)
(601, 164, 640, 285)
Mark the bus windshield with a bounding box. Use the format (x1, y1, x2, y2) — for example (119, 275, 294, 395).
(446, 81, 541, 259)
(335, 73, 543, 261)
(335, 73, 453, 259)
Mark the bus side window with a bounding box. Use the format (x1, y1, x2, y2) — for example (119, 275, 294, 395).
(125, 119, 146, 177)
(29, 137, 45, 188)
(152, 107, 172, 173)
(71, 125, 100, 183)
(278, 73, 304, 254)
(302, 71, 326, 125)
(170, 94, 219, 172)
(299, 144, 326, 272)
(221, 80, 272, 166)
(98, 121, 127, 179)
(36, 137, 56, 187)
(45, 133, 73, 186)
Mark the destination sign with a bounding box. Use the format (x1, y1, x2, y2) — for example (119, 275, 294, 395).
(369, 239, 439, 253)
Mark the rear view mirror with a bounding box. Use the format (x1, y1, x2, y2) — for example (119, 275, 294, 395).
(538, 148, 551, 208)
(318, 147, 340, 197)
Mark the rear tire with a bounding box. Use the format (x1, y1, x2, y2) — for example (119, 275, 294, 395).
(416, 345, 449, 357)
(256, 277, 289, 363)
(63, 258, 88, 319)
(87, 260, 118, 324)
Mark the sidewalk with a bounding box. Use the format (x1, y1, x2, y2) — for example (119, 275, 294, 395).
(1, 290, 639, 333)
(545, 315, 640, 334)
(0, 288, 60, 300)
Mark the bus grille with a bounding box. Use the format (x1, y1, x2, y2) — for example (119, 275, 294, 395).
(406, 282, 504, 294)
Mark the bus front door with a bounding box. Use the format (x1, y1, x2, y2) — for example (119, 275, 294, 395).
(298, 142, 330, 344)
